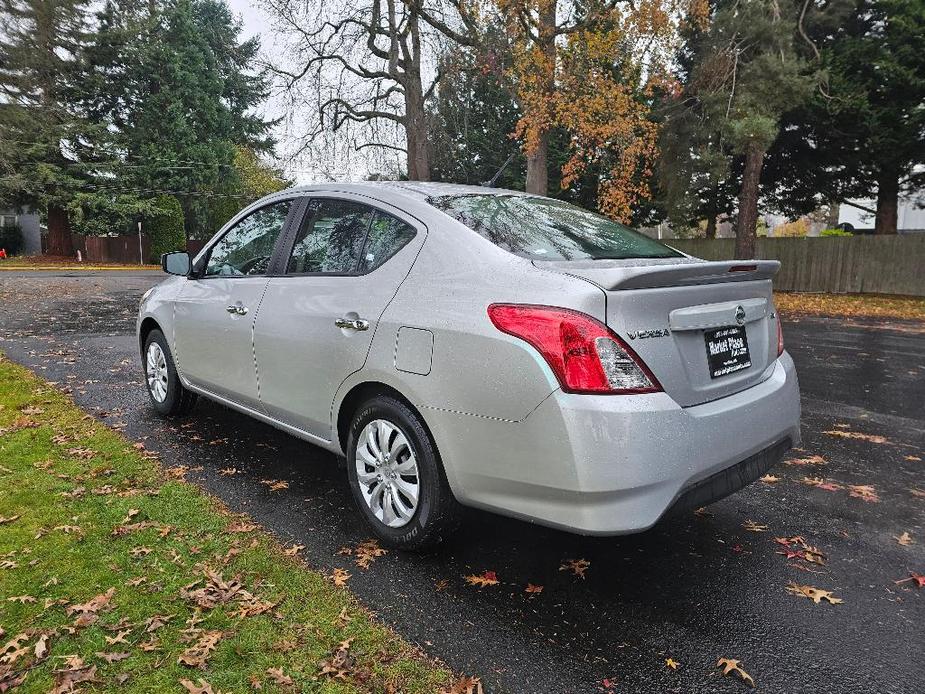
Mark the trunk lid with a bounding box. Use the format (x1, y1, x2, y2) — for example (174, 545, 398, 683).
(538, 258, 781, 407)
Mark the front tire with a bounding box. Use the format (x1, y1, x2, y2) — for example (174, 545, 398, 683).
(143, 328, 197, 416)
(346, 395, 460, 550)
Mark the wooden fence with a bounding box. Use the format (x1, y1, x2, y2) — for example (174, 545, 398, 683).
(668, 236, 925, 296)
(72, 234, 152, 265)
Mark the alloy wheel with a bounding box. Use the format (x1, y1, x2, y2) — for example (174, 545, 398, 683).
(146, 342, 169, 403)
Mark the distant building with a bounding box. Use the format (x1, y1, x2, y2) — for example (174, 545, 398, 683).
(839, 192, 925, 234)
(0, 208, 42, 255)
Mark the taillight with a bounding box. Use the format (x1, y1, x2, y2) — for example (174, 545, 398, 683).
(487, 304, 661, 394)
(776, 313, 784, 356)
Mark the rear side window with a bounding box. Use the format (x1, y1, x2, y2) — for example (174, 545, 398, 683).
(359, 213, 416, 272)
(429, 194, 681, 261)
(286, 199, 416, 275)
(287, 199, 372, 274)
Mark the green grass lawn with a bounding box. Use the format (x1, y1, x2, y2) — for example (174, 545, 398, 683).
(0, 354, 453, 692)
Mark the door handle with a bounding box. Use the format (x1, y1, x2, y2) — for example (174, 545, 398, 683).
(226, 304, 248, 316)
(335, 317, 369, 331)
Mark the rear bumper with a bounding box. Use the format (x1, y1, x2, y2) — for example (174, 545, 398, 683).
(425, 352, 801, 535)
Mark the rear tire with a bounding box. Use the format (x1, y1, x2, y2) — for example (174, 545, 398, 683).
(346, 395, 460, 550)
(142, 328, 197, 417)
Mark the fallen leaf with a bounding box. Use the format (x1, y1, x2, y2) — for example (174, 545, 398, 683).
(96, 651, 131, 664)
(0, 515, 21, 525)
(524, 583, 544, 594)
(665, 657, 679, 669)
(227, 520, 258, 533)
(742, 520, 769, 532)
(894, 531, 915, 546)
(331, 568, 351, 586)
(463, 570, 499, 587)
(786, 582, 843, 605)
(318, 638, 354, 680)
(66, 588, 115, 628)
(260, 479, 289, 492)
(441, 675, 484, 694)
(353, 539, 387, 569)
(219, 467, 238, 476)
(759, 474, 781, 483)
(716, 658, 755, 687)
(785, 454, 827, 466)
(51, 659, 98, 693)
(847, 484, 879, 502)
(53, 524, 82, 534)
(6, 595, 36, 604)
(181, 678, 228, 694)
(266, 667, 293, 687)
(894, 572, 925, 589)
(34, 633, 50, 660)
(143, 614, 173, 633)
(824, 430, 889, 445)
(559, 559, 591, 578)
(105, 629, 131, 645)
(178, 631, 223, 668)
(801, 476, 843, 492)
(283, 544, 304, 556)
(903, 455, 921, 462)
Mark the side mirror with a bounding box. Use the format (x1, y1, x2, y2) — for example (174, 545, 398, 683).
(162, 251, 191, 276)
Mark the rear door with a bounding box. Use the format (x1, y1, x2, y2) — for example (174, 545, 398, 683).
(173, 198, 297, 408)
(254, 195, 422, 440)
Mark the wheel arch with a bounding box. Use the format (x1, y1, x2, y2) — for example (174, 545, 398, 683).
(139, 317, 162, 354)
(336, 381, 422, 454)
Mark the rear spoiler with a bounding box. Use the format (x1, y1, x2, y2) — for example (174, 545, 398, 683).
(538, 259, 780, 291)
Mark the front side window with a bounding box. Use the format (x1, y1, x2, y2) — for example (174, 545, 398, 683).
(287, 199, 372, 274)
(429, 194, 681, 261)
(205, 200, 291, 276)
(1, 215, 16, 227)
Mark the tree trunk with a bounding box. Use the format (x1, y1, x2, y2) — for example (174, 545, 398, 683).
(46, 205, 74, 257)
(734, 143, 765, 260)
(524, 0, 556, 196)
(705, 215, 717, 239)
(874, 167, 899, 234)
(525, 131, 549, 195)
(825, 202, 840, 229)
(404, 80, 430, 181)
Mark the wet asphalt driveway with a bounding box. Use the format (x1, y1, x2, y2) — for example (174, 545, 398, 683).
(0, 271, 922, 693)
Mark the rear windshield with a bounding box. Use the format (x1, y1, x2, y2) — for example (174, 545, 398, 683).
(428, 194, 681, 261)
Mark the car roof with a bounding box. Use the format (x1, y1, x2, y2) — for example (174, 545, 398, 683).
(282, 180, 529, 203)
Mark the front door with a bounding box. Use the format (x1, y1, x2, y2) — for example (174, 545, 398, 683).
(255, 196, 422, 439)
(173, 198, 295, 408)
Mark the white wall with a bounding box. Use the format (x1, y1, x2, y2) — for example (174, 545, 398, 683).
(839, 191, 925, 232)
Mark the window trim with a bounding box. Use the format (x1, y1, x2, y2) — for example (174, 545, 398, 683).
(195, 197, 305, 280)
(276, 195, 419, 278)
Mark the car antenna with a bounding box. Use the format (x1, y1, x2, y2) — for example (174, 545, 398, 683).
(482, 153, 516, 188)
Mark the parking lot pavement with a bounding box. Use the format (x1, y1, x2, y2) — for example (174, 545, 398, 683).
(1, 270, 922, 694)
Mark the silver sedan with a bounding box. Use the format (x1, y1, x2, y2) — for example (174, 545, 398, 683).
(137, 182, 800, 549)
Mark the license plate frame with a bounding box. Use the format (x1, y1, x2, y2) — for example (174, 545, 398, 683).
(704, 325, 751, 379)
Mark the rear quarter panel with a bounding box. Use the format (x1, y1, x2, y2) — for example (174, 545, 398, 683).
(360, 214, 607, 423)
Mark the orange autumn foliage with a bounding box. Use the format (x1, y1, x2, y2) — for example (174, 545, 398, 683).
(500, 0, 708, 220)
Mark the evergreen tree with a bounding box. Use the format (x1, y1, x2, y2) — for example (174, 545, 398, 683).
(84, 0, 275, 240)
(663, 0, 814, 257)
(0, 0, 95, 255)
(764, 0, 925, 234)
